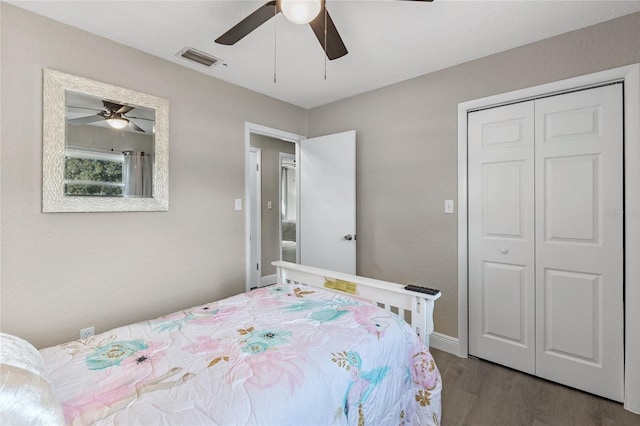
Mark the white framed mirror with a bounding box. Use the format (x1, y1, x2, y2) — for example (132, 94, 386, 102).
(42, 69, 169, 212)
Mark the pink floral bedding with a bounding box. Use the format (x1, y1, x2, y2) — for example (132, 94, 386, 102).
(40, 283, 441, 425)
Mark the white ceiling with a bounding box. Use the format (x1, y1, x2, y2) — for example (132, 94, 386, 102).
(10, 0, 640, 109)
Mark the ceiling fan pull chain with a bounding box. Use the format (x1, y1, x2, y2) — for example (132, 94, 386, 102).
(323, 3, 327, 80)
(274, 4, 278, 84)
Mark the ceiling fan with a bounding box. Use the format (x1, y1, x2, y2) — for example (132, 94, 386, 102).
(215, 0, 433, 60)
(67, 101, 149, 133)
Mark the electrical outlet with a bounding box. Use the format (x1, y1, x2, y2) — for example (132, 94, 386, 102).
(80, 326, 95, 339)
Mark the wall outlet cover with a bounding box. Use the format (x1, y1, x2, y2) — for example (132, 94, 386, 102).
(80, 326, 95, 339)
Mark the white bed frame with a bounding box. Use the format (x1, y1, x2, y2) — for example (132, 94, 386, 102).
(273, 261, 440, 348)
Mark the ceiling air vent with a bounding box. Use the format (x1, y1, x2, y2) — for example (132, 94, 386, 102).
(177, 47, 220, 67)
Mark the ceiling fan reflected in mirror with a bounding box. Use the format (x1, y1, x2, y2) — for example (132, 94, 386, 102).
(215, 0, 433, 60)
(67, 100, 150, 133)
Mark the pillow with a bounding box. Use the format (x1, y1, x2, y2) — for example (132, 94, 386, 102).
(0, 333, 65, 425)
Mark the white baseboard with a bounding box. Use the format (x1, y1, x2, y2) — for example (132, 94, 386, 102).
(429, 332, 460, 356)
(624, 400, 640, 415)
(260, 274, 277, 287)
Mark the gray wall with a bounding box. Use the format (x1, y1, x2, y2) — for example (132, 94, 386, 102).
(0, 4, 307, 348)
(307, 12, 640, 337)
(250, 134, 296, 278)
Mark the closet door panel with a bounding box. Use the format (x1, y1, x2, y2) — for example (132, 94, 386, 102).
(543, 269, 601, 362)
(483, 161, 525, 238)
(535, 84, 624, 402)
(544, 154, 599, 243)
(481, 261, 528, 344)
(468, 101, 536, 374)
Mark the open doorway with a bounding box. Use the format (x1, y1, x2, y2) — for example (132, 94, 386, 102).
(245, 123, 358, 291)
(245, 123, 304, 291)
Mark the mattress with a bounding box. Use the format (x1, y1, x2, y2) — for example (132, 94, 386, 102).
(40, 282, 441, 425)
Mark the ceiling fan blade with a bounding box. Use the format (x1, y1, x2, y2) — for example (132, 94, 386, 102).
(68, 114, 103, 126)
(309, 8, 348, 60)
(67, 105, 104, 112)
(102, 100, 124, 112)
(102, 101, 134, 115)
(116, 105, 135, 114)
(125, 115, 154, 121)
(128, 120, 146, 133)
(216, 1, 279, 45)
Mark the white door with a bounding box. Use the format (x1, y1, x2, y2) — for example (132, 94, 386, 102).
(300, 130, 356, 274)
(468, 101, 536, 374)
(534, 84, 624, 401)
(249, 149, 261, 288)
(468, 84, 624, 402)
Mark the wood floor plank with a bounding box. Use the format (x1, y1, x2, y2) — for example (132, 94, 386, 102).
(441, 387, 476, 425)
(532, 379, 603, 425)
(430, 348, 639, 426)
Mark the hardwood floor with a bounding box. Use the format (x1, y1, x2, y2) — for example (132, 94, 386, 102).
(430, 348, 639, 426)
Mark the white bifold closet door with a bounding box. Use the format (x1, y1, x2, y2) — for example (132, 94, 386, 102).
(469, 100, 537, 375)
(469, 84, 624, 402)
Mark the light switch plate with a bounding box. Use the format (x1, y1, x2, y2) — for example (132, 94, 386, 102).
(445, 199, 454, 214)
(235, 198, 242, 211)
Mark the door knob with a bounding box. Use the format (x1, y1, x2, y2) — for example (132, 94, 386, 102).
(500, 248, 509, 254)
(344, 234, 353, 241)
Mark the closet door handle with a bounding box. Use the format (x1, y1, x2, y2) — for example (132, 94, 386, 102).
(344, 234, 353, 241)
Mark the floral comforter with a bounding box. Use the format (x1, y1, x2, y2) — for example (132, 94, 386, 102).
(40, 283, 441, 425)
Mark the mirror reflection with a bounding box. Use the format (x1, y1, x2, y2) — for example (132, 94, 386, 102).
(65, 90, 155, 198)
(280, 154, 297, 263)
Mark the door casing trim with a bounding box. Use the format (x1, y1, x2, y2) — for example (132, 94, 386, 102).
(249, 147, 262, 288)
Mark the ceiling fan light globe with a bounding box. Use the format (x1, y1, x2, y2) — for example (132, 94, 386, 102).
(281, 0, 321, 25)
(107, 117, 129, 129)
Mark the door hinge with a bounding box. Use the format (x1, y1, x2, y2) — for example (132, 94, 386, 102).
(256, 164, 259, 171)
(257, 263, 259, 271)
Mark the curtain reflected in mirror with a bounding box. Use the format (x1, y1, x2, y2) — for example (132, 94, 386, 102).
(280, 154, 297, 263)
(124, 151, 153, 197)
